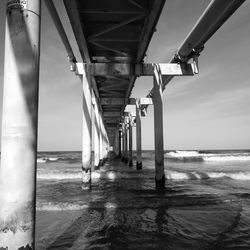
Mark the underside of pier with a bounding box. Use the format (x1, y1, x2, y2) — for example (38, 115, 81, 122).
(63, 0, 165, 145)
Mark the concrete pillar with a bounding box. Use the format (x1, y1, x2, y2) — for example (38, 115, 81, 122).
(99, 112, 104, 166)
(118, 130, 122, 158)
(0, 0, 41, 248)
(81, 65, 92, 190)
(93, 103, 100, 169)
(121, 124, 125, 161)
(136, 101, 142, 170)
(124, 122, 128, 164)
(153, 65, 165, 190)
(114, 129, 119, 157)
(128, 115, 133, 167)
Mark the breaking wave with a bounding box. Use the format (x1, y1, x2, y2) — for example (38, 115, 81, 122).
(37, 202, 89, 211)
(166, 170, 250, 181)
(165, 150, 250, 162)
(37, 157, 59, 163)
(38, 172, 81, 180)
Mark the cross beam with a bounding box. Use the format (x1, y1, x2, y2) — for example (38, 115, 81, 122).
(75, 63, 195, 76)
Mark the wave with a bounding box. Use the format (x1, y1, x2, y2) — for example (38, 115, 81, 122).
(37, 202, 89, 211)
(166, 170, 250, 181)
(38, 172, 81, 180)
(37, 157, 59, 163)
(165, 150, 250, 162)
(204, 155, 250, 162)
(166, 150, 200, 157)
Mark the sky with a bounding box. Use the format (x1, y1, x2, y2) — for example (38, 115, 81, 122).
(0, 0, 250, 151)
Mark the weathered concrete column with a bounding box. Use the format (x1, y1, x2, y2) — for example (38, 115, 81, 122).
(114, 129, 119, 157)
(136, 101, 142, 170)
(99, 112, 104, 166)
(124, 122, 128, 164)
(118, 130, 122, 158)
(81, 64, 92, 190)
(0, 0, 41, 248)
(93, 102, 100, 169)
(153, 65, 165, 190)
(121, 124, 125, 161)
(128, 115, 133, 167)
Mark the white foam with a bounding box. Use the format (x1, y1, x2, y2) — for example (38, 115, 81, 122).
(207, 172, 250, 180)
(104, 202, 117, 209)
(107, 172, 116, 181)
(38, 172, 81, 180)
(204, 155, 250, 162)
(37, 202, 89, 211)
(166, 150, 200, 158)
(92, 172, 101, 180)
(192, 172, 202, 179)
(166, 171, 190, 180)
(166, 170, 250, 181)
(48, 157, 58, 161)
(37, 158, 47, 163)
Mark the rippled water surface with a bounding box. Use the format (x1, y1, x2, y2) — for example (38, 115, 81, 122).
(35, 150, 250, 249)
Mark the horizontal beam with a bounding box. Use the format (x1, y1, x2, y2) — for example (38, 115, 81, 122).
(103, 111, 121, 117)
(129, 98, 153, 105)
(100, 98, 126, 105)
(139, 97, 153, 105)
(87, 63, 195, 76)
(104, 117, 121, 123)
(80, 10, 145, 15)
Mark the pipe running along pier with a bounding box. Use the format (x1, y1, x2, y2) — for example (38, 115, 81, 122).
(0, 0, 246, 249)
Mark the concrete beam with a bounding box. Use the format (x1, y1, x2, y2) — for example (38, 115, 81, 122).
(100, 98, 126, 105)
(103, 111, 121, 117)
(87, 63, 195, 76)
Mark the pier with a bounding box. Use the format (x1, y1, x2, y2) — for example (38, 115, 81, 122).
(0, 0, 246, 249)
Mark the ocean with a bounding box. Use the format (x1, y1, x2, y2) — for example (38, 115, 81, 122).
(35, 150, 250, 249)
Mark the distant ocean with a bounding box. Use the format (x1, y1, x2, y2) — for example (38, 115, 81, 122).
(35, 150, 250, 249)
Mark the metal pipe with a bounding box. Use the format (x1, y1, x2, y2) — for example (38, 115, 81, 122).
(146, 0, 245, 94)
(0, 0, 41, 248)
(177, 0, 245, 61)
(44, 0, 77, 68)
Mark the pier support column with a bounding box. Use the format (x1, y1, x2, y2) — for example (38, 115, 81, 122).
(99, 112, 104, 166)
(0, 0, 41, 248)
(153, 65, 165, 190)
(121, 124, 125, 161)
(124, 122, 128, 164)
(136, 101, 142, 170)
(128, 115, 133, 167)
(81, 65, 92, 190)
(118, 130, 122, 158)
(93, 103, 100, 169)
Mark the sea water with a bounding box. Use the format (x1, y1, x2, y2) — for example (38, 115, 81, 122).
(35, 150, 250, 249)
